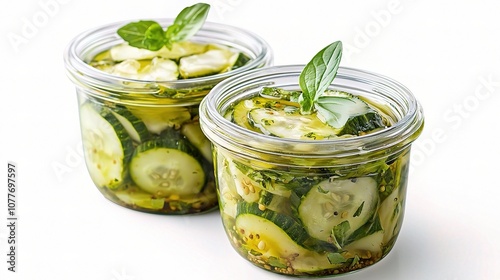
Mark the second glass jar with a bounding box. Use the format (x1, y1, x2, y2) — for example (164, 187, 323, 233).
(64, 19, 273, 214)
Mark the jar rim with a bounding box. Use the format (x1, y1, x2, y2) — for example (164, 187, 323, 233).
(200, 65, 424, 160)
(63, 19, 273, 98)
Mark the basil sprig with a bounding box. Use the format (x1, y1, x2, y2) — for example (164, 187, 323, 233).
(298, 41, 351, 128)
(117, 3, 210, 51)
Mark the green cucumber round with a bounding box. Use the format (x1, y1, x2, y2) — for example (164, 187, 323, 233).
(298, 177, 379, 242)
(79, 102, 133, 189)
(129, 137, 206, 197)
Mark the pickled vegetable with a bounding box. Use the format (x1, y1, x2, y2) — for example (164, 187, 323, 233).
(90, 41, 249, 81)
(215, 89, 410, 275)
(81, 39, 251, 214)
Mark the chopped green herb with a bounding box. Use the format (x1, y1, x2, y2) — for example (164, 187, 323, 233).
(331, 220, 350, 249)
(327, 252, 347, 264)
(268, 256, 287, 268)
(353, 201, 365, 217)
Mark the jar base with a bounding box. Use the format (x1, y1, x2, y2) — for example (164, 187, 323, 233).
(96, 185, 219, 215)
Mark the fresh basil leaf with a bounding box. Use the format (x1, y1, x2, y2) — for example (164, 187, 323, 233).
(116, 3, 210, 51)
(298, 41, 342, 114)
(315, 95, 354, 128)
(118, 20, 166, 50)
(143, 22, 167, 51)
(165, 3, 210, 45)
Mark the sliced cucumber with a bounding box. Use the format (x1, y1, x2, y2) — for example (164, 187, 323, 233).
(129, 138, 206, 197)
(316, 91, 385, 136)
(248, 107, 338, 139)
(126, 105, 191, 135)
(258, 190, 290, 213)
(109, 59, 141, 79)
(339, 112, 385, 136)
(114, 188, 165, 210)
(230, 97, 301, 135)
(79, 103, 133, 189)
(231, 89, 386, 138)
(179, 48, 238, 78)
(180, 121, 212, 162)
(216, 154, 242, 218)
(342, 230, 383, 257)
(110, 41, 207, 61)
(219, 174, 239, 218)
(236, 202, 339, 272)
(298, 177, 379, 242)
(236, 202, 310, 253)
(230, 99, 262, 133)
(139, 57, 179, 81)
(227, 161, 261, 203)
(110, 107, 149, 143)
(379, 184, 405, 244)
(231, 161, 292, 198)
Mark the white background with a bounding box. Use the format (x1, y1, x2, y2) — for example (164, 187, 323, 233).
(1, 0, 499, 279)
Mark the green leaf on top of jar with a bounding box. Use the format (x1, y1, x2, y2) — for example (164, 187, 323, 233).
(117, 3, 210, 51)
(89, 3, 252, 83)
(298, 41, 343, 114)
(117, 20, 166, 51)
(228, 43, 393, 137)
(267, 40, 386, 135)
(164, 2, 211, 48)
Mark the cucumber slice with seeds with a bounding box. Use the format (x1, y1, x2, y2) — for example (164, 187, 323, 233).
(232, 90, 386, 139)
(258, 190, 290, 213)
(298, 177, 379, 243)
(129, 138, 206, 197)
(228, 162, 261, 203)
(236, 202, 340, 272)
(79, 103, 133, 189)
(248, 107, 338, 139)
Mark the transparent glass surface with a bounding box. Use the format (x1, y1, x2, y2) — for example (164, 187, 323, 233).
(64, 19, 272, 214)
(199, 65, 424, 275)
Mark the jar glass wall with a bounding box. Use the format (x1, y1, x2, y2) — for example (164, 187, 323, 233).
(199, 65, 424, 275)
(64, 19, 273, 214)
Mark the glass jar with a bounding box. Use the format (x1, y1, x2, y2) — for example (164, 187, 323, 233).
(199, 65, 424, 276)
(64, 19, 273, 214)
